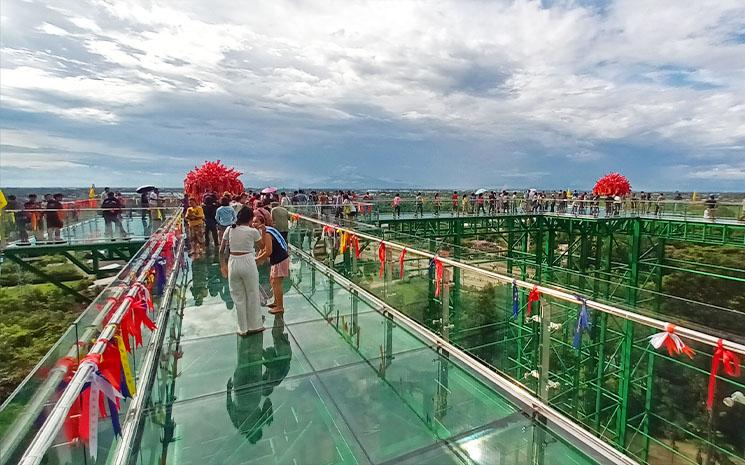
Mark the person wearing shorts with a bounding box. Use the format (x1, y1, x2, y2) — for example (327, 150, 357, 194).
(392, 194, 402, 219)
(254, 214, 290, 314)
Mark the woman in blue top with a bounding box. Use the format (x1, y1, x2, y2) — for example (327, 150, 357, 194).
(253, 214, 290, 314)
(216, 196, 237, 240)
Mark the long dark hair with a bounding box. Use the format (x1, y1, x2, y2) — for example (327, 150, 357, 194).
(233, 207, 254, 227)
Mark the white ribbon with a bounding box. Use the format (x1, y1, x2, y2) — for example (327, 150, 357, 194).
(649, 331, 685, 352)
(81, 361, 123, 459)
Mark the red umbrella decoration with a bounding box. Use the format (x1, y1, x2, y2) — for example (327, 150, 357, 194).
(592, 172, 631, 197)
(183, 160, 244, 198)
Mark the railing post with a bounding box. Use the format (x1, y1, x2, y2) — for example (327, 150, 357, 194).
(538, 301, 552, 403)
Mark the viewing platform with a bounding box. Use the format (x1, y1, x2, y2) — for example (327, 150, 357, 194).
(1, 204, 744, 465)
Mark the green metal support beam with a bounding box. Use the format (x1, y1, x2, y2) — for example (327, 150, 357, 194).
(3, 254, 89, 302)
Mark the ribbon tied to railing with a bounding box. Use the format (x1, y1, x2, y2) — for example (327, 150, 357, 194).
(527, 286, 540, 317)
(132, 282, 153, 313)
(153, 256, 167, 295)
(121, 295, 157, 349)
(378, 242, 386, 279)
(572, 295, 591, 349)
(338, 231, 349, 254)
(348, 234, 361, 259)
(511, 280, 519, 319)
(432, 255, 444, 298)
(649, 323, 695, 359)
(707, 339, 741, 411)
(77, 354, 123, 459)
(399, 248, 407, 279)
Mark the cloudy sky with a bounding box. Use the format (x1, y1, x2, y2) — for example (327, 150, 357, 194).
(1, 0, 744, 190)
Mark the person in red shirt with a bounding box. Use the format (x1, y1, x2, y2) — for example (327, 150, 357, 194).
(476, 194, 486, 216)
(451, 191, 459, 216)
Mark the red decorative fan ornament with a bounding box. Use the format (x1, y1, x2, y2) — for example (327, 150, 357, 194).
(184, 160, 244, 198)
(592, 172, 631, 197)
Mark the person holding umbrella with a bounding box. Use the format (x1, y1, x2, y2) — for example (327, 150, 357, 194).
(136, 185, 155, 223)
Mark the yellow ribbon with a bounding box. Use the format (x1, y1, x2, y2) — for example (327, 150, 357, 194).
(339, 231, 349, 254)
(116, 334, 136, 397)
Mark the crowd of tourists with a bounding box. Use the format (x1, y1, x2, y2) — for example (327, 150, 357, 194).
(0, 187, 171, 244)
(388, 190, 738, 221)
(183, 190, 291, 336)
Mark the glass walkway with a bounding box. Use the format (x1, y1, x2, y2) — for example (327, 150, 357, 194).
(125, 252, 607, 465)
(3, 211, 744, 465)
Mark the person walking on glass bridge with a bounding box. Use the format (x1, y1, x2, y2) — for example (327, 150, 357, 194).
(102, 191, 128, 239)
(433, 193, 441, 216)
(216, 196, 237, 239)
(392, 193, 402, 219)
(185, 197, 206, 259)
(221, 207, 264, 335)
(451, 191, 459, 216)
(461, 194, 471, 215)
(203, 195, 219, 249)
(24, 194, 44, 243)
(654, 193, 665, 217)
(414, 192, 424, 218)
(45, 193, 64, 242)
(254, 213, 290, 315)
(705, 194, 718, 222)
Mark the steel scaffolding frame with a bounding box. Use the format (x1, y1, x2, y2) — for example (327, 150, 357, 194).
(351, 214, 745, 464)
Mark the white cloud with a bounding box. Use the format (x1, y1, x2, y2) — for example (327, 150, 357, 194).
(1, 0, 744, 188)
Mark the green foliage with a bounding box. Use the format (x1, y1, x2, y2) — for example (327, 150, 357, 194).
(0, 260, 85, 286)
(0, 283, 87, 402)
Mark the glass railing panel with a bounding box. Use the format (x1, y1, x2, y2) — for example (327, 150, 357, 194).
(0, 215, 182, 464)
(0, 325, 80, 465)
(1, 207, 180, 248)
(283, 216, 745, 465)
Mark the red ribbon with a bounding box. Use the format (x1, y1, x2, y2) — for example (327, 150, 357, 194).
(77, 353, 102, 444)
(527, 286, 541, 316)
(98, 340, 122, 394)
(349, 234, 361, 259)
(707, 339, 741, 411)
(399, 248, 407, 279)
(433, 256, 444, 298)
(378, 242, 386, 279)
(133, 282, 153, 313)
(124, 296, 156, 348)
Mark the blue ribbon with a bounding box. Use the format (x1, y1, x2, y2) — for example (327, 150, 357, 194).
(573, 295, 590, 349)
(119, 370, 132, 399)
(154, 256, 167, 295)
(512, 280, 519, 319)
(108, 398, 122, 436)
(81, 379, 122, 437)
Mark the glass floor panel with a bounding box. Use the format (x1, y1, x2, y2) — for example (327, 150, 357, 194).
(117, 251, 605, 465)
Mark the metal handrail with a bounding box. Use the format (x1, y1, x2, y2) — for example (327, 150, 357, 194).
(291, 247, 640, 465)
(0, 215, 180, 464)
(16, 219, 182, 465)
(293, 213, 745, 355)
(110, 240, 186, 465)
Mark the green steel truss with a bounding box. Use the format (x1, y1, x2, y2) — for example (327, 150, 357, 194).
(1, 240, 146, 301)
(290, 214, 745, 465)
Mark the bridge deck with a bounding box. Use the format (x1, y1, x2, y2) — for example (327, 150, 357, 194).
(34, 253, 609, 465)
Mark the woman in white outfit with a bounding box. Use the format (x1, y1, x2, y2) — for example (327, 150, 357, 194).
(220, 207, 264, 335)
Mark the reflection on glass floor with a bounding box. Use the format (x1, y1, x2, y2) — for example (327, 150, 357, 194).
(132, 252, 601, 465)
